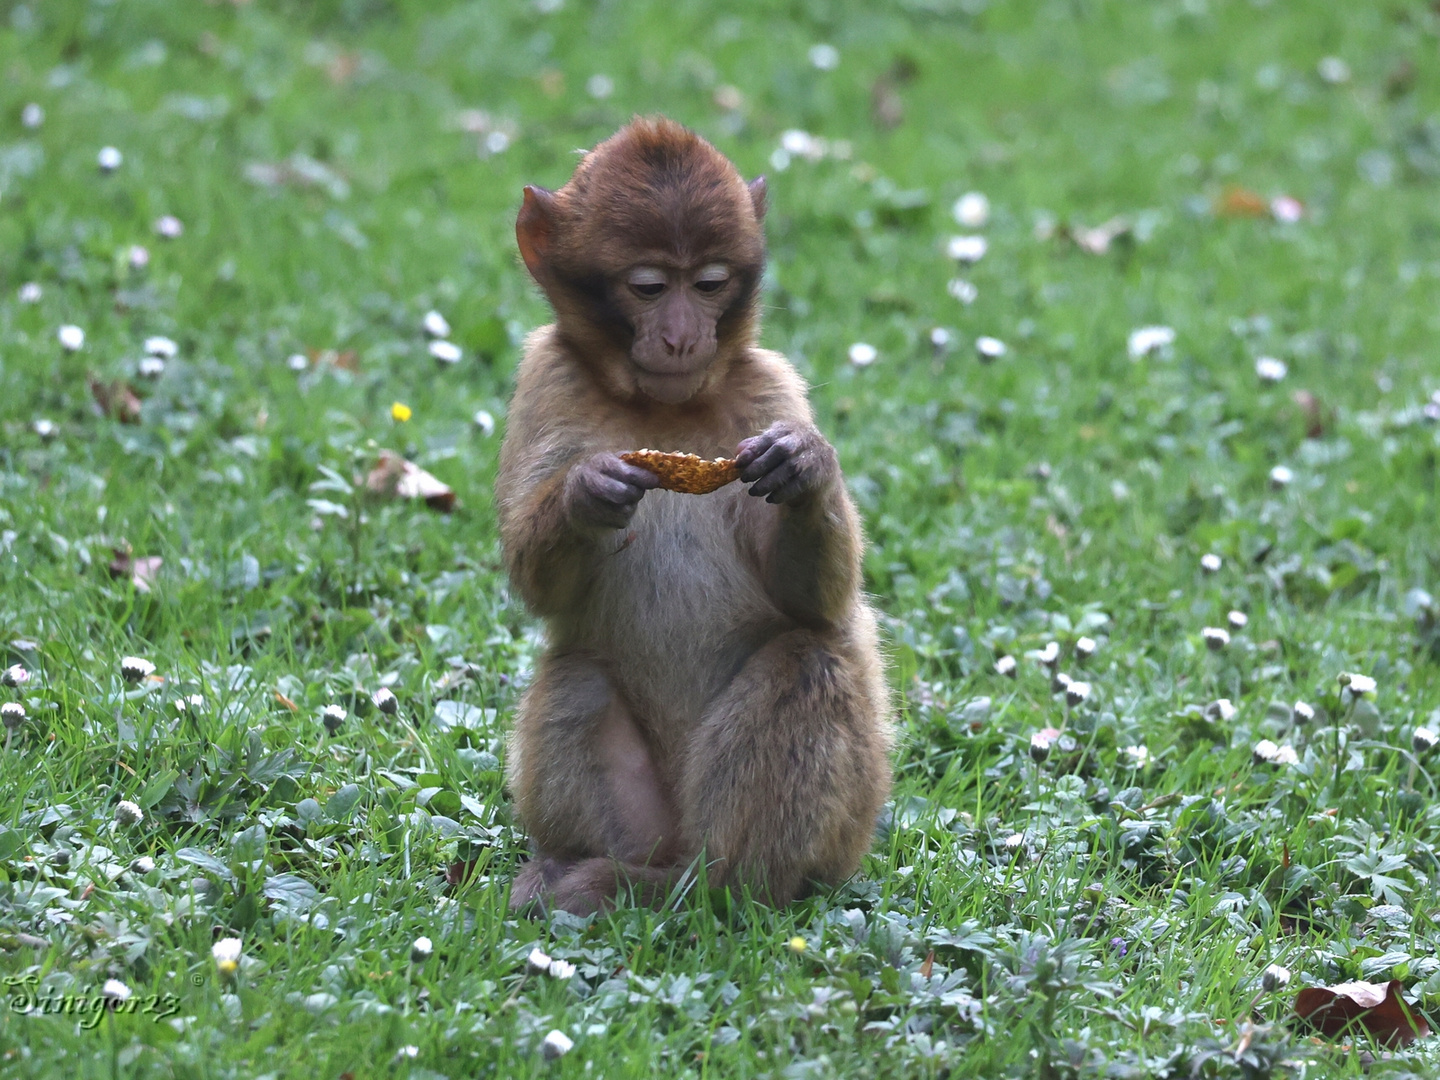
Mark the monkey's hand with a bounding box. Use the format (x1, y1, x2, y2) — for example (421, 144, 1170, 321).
(564, 452, 660, 530)
(735, 422, 838, 506)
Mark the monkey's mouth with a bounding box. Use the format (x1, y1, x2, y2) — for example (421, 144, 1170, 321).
(634, 367, 708, 404)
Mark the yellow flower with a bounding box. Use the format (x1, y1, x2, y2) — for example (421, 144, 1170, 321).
(391, 402, 412, 422)
(788, 936, 807, 954)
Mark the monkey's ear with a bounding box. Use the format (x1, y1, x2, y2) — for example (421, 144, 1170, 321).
(747, 177, 767, 222)
(516, 185, 559, 280)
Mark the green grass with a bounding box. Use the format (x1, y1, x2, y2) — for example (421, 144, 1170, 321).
(2, 0, 1440, 1075)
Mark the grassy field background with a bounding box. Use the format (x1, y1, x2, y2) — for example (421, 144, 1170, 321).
(3, 0, 1440, 1075)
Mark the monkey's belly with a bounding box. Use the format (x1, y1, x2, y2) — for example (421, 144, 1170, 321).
(567, 490, 777, 728)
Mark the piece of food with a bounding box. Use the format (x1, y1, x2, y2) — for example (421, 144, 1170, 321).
(621, 449, 740, 495)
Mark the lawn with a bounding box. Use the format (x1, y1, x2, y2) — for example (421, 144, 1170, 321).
(2, 0, 1440, 1076)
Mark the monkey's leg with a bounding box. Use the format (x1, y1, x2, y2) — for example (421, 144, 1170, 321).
(678, 629, 890, 905)
(508, 652, 679, 912)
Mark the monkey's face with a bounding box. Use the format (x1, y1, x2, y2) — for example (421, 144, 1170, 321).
(615, 260, 733, 404)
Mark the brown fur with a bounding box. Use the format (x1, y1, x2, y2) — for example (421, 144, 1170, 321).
(497, 117, 892, 915)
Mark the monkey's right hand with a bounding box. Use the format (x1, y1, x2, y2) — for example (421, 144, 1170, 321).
(564, 452, 660, 531)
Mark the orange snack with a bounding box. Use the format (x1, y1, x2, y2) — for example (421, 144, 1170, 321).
(621, 449, 740, 495)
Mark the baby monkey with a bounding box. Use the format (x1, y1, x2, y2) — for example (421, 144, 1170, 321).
(497, 116, 891, 915)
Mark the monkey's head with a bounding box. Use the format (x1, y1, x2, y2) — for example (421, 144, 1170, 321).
(516, 117, 766, 405)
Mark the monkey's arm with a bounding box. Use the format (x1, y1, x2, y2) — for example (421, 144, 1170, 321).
(498, 443, 658, 617)
(496, 340, 659, 616)
(736, 422, 862, 628)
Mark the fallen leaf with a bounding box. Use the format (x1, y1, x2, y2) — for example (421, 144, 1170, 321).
(366, 450, 455, 512)
(89, 377, 142, 423)
(1217, 186, 1269, 217)
(1066, 216, 1132, 254)
(307, 348, 359, 372)
(1294, 979, 1430, 1047)
(920, 950, 934, 979)
(107, 547, 163, 592)
(274, 692, 299, 712)
(1290, 389, 1332, 438)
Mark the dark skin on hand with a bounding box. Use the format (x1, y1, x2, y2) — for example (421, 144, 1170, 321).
(496, 117, 892, 916)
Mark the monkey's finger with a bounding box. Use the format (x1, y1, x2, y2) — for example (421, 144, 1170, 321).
(733, 433, 777, 469)
(746, 457, 802, 497)
(590, 474, 647, 506)
(608, 461, 661, 489)
(765, 477, 810, 505)
(737, 441, 794, 483)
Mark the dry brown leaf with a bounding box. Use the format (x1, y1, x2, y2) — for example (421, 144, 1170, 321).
(366, 450, 456, 512)
(1290, 389, 1332, 439)
(308, 348, 359, 372)
(1217, 186, 1269, 217)
(1294, 979, 1430, 1047)
(274, 692, 298, 712)
(1070, 216, 1132, 254)
(621, 450, 739, 495)
(89, 377, 142, 423)
(107, 547, 163, 592)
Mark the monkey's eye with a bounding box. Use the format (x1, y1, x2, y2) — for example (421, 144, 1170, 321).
(693, 264, 730, 294)
(627, 268, 667, 299)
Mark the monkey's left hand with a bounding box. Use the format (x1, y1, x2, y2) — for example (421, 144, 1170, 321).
(735, 422, 839, 506)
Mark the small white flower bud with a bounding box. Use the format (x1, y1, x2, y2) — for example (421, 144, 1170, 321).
(1292, 700, 1315, 725)
(1255, 356, 1288, 383)
(101, 978, 132, 1002)
(127, 245, 150, 270)
(21, 103, 44, 129)
(410, 936, 433, 962)
(1200, 553, 1222, 574)
(154, 215, 184, 239)
(1205, 698, 1237, 722)
(1413, 727, 1437, 754)
(994, 655, 1017, 678)
(1262, 964, 1291, 991)
(421, 310, 451, 338)
(1029, 731, 1052, 763)
(1269, 465, 1294, 489)
(1253, 739, 1280, 764)
(929, 327, 952, 352)
(527, 947, 553, 975)
(1, 702, 25, 729)
(473, 409, 496, 436)
(372, 687, 398, 715)
(953, 191, 990, 228)
(1, 664, 28, 688)
(946, 235, 988, 263)
(130, 856, 156, 875)
(114, 800, 144, 827)
(213, 936, 242, 976)
(1051, 671, 1072, 695)
(975, 336, 1006, 362)
(145, 336, 178, 358)
(1202, 627, 1230, 651)
(1036, 642, 1060, 669)
(428, 340, 462, 365)
(1074, 636, 1097, 661)
(286, 353, 308, 372)
(1065, 680, 1091, 707)
(58, 324, 85, 352)
(138, 356, 166, 378)
(540, 1030, 574, 1060)
(18, 282, 42, 304)
(847, 342, 877, 367)
(97, 146, 123, 172)
(321, 704, 346, 734)
(120, 656, 155, 682)
(547, 959, 577, 980)
(1227, 610, 1248, 630)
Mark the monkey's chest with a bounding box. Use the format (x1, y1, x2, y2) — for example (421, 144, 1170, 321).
(575, 489, 774, 722)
